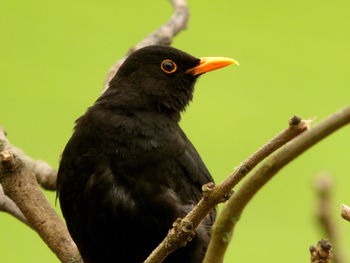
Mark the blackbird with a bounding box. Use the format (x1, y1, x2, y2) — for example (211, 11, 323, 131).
(57, 45, 238, 263)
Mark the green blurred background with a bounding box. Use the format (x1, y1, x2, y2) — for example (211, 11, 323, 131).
(1, 0, 350, 262)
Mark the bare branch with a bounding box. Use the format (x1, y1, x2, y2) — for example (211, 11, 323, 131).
(144, 116, 309, 263)
(103, 0, 189, 93)
(31, 160, 57, 190)
(314, 173, 346, 263)
(0, 1, 189, 261)
(0, 184, 31, 228)
(0, 126, 57, 190)
(310, 239, 333, 263)
(204, 105, 350, 263)
(340, 204, 350, 222)
(0, 1, 192, 262)
(0, 130, 82, 263)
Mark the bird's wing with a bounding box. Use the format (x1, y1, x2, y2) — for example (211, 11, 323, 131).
(170, 126, 214, 207)
(178, 127, 214, 186)
(174, 127, 216, 257)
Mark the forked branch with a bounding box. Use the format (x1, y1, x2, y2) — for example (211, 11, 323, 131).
(0, 0, 190, 262)
(0, 127, 57, 191)
(0, 130, 82, 263)
(203, 105, 350, 263)
(144, 116, 310, 263)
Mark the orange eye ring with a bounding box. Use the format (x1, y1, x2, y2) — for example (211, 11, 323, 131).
(161, 60, 177, 74)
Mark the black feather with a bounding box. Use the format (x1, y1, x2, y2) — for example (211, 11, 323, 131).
(57, 45, 215, 263)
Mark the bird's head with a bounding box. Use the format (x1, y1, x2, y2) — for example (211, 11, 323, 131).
(101, 45, 238, 114)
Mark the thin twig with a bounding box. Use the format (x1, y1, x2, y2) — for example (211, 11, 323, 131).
(0, 131, 82, 263)
(31, 161, 57, 190)
(310, 239, 333, 263)
(315, 173, 346, 263)
(144, 116, 309, 263)
(103, 0, 189, 93)
(203, 105, 350, 263)
(340, 204, 350, 222)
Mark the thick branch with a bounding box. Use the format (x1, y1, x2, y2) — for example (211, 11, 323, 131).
(0, 184, 31, 228)
(0, 133, 81, 263)
(315, 173, 346, 263)
(103, 0, 189, 93)
(204, 105, 350, 263)
(0, 126, 57, 190)
(144, 116, 309, 263)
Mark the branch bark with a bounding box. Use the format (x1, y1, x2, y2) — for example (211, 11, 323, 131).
(203, 104, 350, 263)
(315, 173, 346, 263)
(3, 0, 349, 262)
(0, 126, 57, 191)
(103, 0, 189, 93)
(1, 0, 190, 261)
(0, 130, 82, 263)
(0, 184, 31, 228)
(144, 116, 309, 263)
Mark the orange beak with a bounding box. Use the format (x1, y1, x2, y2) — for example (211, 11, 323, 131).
(186, 57, 239, 76)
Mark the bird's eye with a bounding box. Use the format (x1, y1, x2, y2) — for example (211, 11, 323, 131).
(161, 60, 177, 74)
